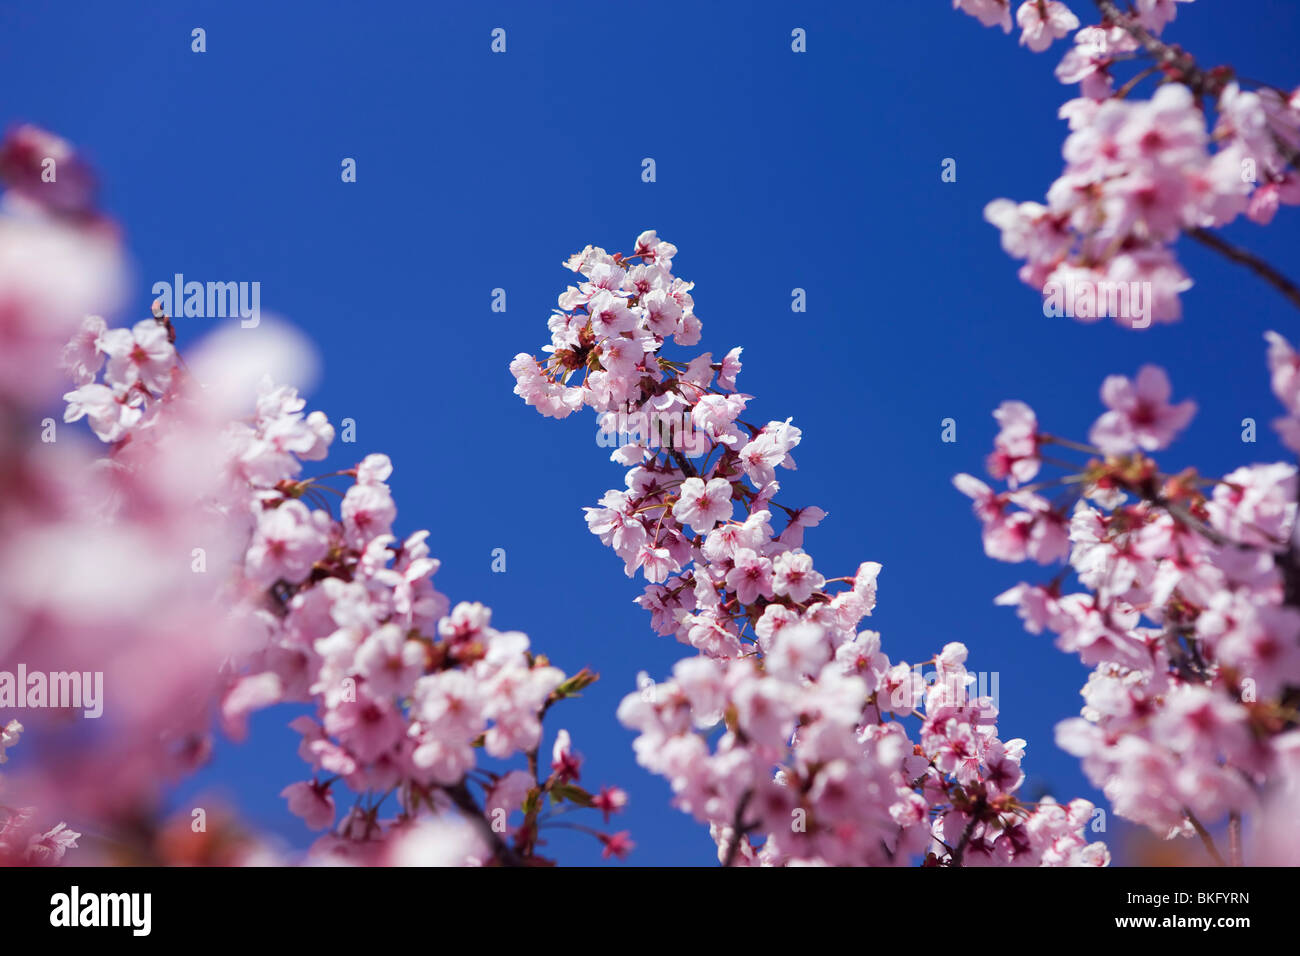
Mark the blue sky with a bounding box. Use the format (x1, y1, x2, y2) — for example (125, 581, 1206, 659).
(6, 0, 1300, 865)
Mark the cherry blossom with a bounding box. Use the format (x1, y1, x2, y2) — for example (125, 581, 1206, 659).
(0, 125, 622, 867)
(988, 400, 1042, 487)
(1016, 1, 1080, 53)
(961, 340, 1300, 862)
(514, 233, 1107, 866)
(955, 0, 1300, 326)
(1088, 365, 1197, 454)
(954, 0, 1013, 34)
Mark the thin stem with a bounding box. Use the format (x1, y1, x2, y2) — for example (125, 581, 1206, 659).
(1094, 0, 1300, 168)
(1041, 435, 1104, 456)
(444, 781, 525, 867)
(670, 448, 699, 479)
(950, 811, 981, 868)
(1093, 0, 1209, 93)
(1186, 227, 1300, 313)
(721, 790, 754, 868)
(1115, 64, 1161, 100)
(1184, 809, 1227, 866)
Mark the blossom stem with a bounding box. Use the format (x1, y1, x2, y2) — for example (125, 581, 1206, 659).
(721, 789, 755, 868)
(1184, 809, 1227, 866)
(1114, 64, 1161, 100)
(950, 808, 982, 868)
(1041, 435, 1103, 456)
(1228, 812, 1243, 866)
(444, 781, 525, 867)
(1185, 227, 1300, 313)
(1093, 0, 1208, 92)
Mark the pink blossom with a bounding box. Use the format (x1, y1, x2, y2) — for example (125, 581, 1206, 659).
(718, 347, 744, 391)
(25, 823, 81, 865)
(1089, 365, 1196, 454)
(355, 623, 425, 697)
(551, 728, 582, 782)
(955, 0, 1012, 32)
(1016, 1, 1079, 53)
(281, 781, 336, 831)
(672, 476, 733, 534)
(518, 234, 1105, 866)
(0, 126, 98, 216)
(725, 548, 775, 604)
(592, 785, 628, 823)
(987, 400, 1041, 487)
(341, 482, 397, 547)
(1134, 0, 1193, 33)
(771, 550, 825, 603)
(101, 318, 176, 394)
(62, 382, 142, 442)
(246, 499, 332, 586)
(598, 830, 635, 860)
(59, 314, 107, 385)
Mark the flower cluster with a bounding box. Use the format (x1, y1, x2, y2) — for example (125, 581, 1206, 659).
(954, 1, 1080, 52)
(59, 303, 623, 867)
(0, 721, 81, 865)
(957, 0, 1300, 326)
(956, 1, 1192, 51)
(2, 125, 622, 866)
(958, 339, 1300, 861)
(513, 234, 1108, 866)
(0, 126, 238, 860)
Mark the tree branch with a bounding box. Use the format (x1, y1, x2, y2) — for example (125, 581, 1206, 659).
(721, 790, 754, 868)
(444, 781, 526, 867)
(1093, 0, 1208, 92)
(1186, 227, 1300, 313)
(1093, 0, 1300, 168)
(950, 810, 981, 868)
(1184, 808, 1227, 866)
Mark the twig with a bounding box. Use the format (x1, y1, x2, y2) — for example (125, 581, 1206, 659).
(1093, 0, 1208, 91)
(721, 790, 755, 868)
(1186, 227, 1300, 313)
(444, 781, 526, 867)
(950, 807, 983, 868)
(1094, 0, 1300, 169)
(670, 448, 699, 479)
(1184, 809, 1227, 866)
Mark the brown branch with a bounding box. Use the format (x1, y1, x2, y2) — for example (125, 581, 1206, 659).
(1094, 0, 1209, 92)
(1091, 1, 1300, 309)
(950, 812, 981, 868)
(670, 448, 699, 479)
(1184, 809, 1227, 866)
(444, 781, 527, 867)
(721, 790, 755, 868)
(1094, 0, 1300, 168)
(1186, 227, 1300, 313)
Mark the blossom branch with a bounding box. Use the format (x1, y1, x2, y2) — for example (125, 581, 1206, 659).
(721, 789, 755, 869)
(443, 782, 526, 867)
(1184, 809, 1227, 867)
(1185, 227, 1300, 313)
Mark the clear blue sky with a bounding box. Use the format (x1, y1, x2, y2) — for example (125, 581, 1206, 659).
(6, 0, 1300, 865)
